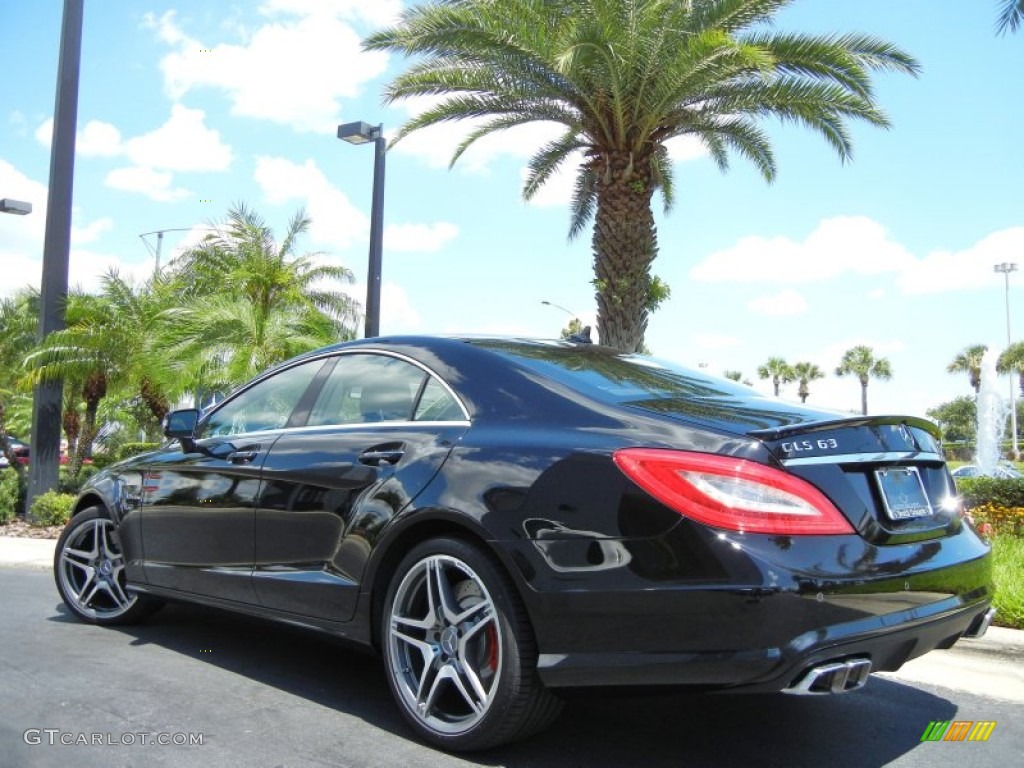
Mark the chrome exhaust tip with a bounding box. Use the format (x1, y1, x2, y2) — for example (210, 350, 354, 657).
(963, 607, 997, 639)
(784, 658, 872, 695)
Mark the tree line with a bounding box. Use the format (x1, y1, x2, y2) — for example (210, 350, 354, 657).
(0, 204, 359, 478)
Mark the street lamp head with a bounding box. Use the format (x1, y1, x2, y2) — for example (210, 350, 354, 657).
(994, 262, 1018, 274)
(0, 198, 32, 215)
(337, 121, 380, 145)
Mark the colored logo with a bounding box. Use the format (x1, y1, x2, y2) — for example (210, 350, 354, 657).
(920, 720, 996, 742)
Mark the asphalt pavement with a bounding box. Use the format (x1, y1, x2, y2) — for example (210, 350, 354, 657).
(2, 536, 1022, 767)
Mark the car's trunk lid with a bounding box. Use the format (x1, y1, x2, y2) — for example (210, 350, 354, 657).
(625, 398, 959, 544)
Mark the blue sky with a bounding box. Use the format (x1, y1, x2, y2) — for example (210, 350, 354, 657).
(1, 0, 1022, 419)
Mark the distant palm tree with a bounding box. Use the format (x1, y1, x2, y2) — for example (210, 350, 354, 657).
(723, 370, 743, 382)
(165, 204, 358, 387)
(947, 344, 988, 394)
(792, 361, 824, 404)
(757, 357, 794, 397)
(835, 346, 892, 415)
(366, 0, 919, 352)
(997, 341, 1024, 396)
(998, 0, 1024, 33)
(23, 273, 181, 476)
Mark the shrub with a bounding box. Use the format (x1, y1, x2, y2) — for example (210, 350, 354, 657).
(112, 442, 162, 463)
(955, 477, 1024, 509)
(0, 470, 19, 524)
(59, 464, 101, 495)
(29, 491, 76, 527)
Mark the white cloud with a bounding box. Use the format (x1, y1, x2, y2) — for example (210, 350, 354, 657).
(253, 155, 368, 249)
(692, 332, 740, 350)
(691, 217, 1024, 299)
(896, 227, 1024, 294)
(344, 280, 421, 334)
(385, 222, 459, 253)
(123, 105, 232, 172)
(692, 217, 917, 286)
(35, 117, 124, 158)
(36, 108, 230, 202)
(691, 216, 915, 284)
(0, 160, 154, 299)
(71, 217, 114, 245)
(254, 155, 462, 256)
(147, 10, 389, 133)
(105, 166, 191, 202)
(78, 120, 123, 157)
(868, 288, 885, 300)
(747, 288, 808, 316)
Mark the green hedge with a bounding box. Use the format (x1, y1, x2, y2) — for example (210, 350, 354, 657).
(955, 477, 1024, 509)
(0, 470, 19, 524)
(29, 491, 76, 526)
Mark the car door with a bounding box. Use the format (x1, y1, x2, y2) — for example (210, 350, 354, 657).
(139, 357, 331, 602)
(253, 351, 470, 622)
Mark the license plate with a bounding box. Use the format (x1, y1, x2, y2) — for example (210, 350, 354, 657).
(875, 466, 933, 520)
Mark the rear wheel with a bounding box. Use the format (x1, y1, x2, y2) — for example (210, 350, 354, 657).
(381, 537, 562, 751)
(54, 507, 162, 625)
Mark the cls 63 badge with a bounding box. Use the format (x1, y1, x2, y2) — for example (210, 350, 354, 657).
(781, 438, 839, 453)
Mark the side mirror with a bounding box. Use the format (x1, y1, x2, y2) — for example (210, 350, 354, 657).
(164, 408, 200, 440)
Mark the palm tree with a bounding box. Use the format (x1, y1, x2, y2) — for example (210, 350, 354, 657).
(22, 275, 183, 476)
(947, 344, 987, 394)
(757, 357, 794, 397)
(165, 204, 359, 387)
(997, 341, 1024, 396)
(792, 361, 824, 404)
(835, 345, 892, 415)
(998, 0, 1024, 33)
(365, 0, 919, 352)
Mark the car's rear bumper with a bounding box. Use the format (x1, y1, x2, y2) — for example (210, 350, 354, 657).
(503, 520, 993, 691)
(535, 595, 991, 690)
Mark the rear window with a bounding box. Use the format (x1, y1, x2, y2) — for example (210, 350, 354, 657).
(472, 341, 751, 403)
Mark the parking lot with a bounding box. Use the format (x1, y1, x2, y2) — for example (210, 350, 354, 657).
(2, 566, 1022, 768)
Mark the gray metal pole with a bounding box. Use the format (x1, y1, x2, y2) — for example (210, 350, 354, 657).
(27, 0, 84, 516)
(365, 125, 385, 338)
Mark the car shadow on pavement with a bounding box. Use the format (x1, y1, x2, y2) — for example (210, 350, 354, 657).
(51, 600, 958, 767)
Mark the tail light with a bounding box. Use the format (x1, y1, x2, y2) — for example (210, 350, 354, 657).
(613, 448, 853, 535)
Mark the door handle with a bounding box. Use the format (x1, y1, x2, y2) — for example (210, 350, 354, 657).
(227, 450, 259, 464)
(358, 444, 405, 466)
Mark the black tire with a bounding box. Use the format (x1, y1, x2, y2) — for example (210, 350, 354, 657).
(54, 506, 162, 625)
(381, 536, 563, 751)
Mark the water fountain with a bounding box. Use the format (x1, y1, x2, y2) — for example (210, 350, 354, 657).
(975, 347, 1009, 474)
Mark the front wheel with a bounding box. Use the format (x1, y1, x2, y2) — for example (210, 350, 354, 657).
(381, 537, 562, 751)
(54, 507, 161, 625)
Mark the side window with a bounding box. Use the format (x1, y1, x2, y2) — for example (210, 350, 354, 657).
(414, 377, 465, 421)
(307, 354, 427, 427)
(201, 359, 326, 438)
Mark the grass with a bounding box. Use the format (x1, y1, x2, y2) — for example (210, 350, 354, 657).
(991, 535, 1024, 630)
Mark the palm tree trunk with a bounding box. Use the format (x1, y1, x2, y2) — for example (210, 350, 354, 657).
(592, 150, 657, 352)
(860, 376, 869, 415)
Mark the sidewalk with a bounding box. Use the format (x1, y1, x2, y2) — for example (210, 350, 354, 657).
(0, 536, 56, 569)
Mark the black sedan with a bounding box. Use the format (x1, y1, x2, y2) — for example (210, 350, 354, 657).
(54, 337, 994, 751)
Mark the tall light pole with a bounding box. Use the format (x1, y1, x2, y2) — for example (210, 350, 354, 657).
(28, 0, 84, 517)
(337, 121, 385, 338)
(995, 262, 1019, 460)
